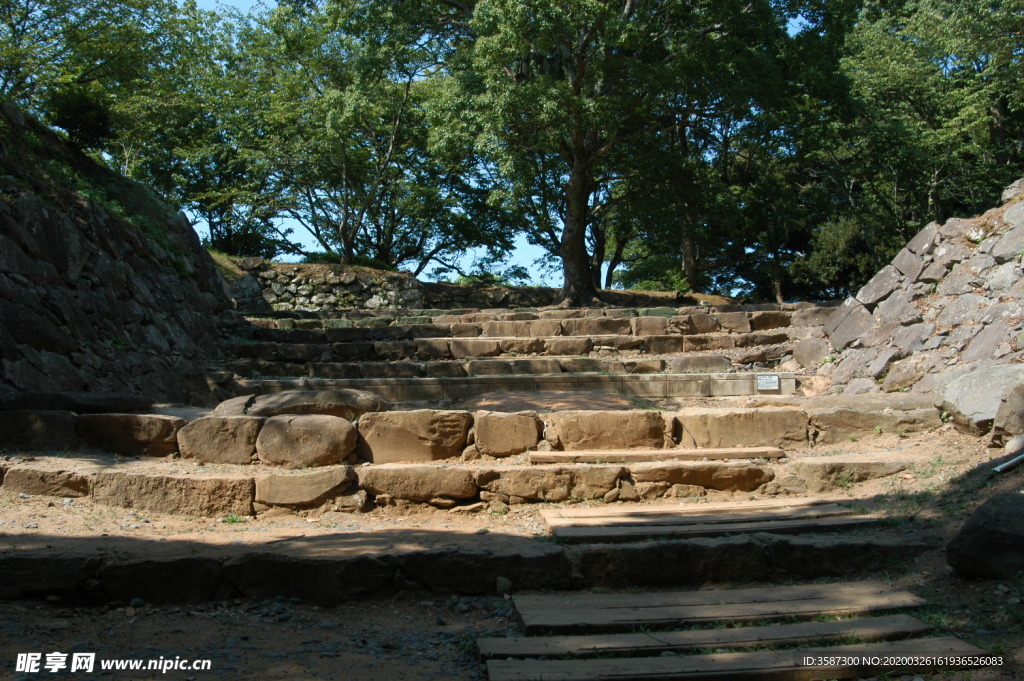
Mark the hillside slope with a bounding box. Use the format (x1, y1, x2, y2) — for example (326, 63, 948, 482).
(0, 100, 235, 402)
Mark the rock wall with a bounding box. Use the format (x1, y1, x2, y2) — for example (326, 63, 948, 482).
(821, 178, 1024, 394)
(0, 101, 236, 402)
(230, 259, 722, 314)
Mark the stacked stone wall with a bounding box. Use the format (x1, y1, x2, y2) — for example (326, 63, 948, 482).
(821, 179, 1024, 394)
(0, 102, 236, 402)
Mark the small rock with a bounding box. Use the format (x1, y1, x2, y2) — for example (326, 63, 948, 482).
(496, 576, 513, 596)
(435, 615, 447, 626)
(474, 528, 489, 535)
(130, 598, 145, 608)
(18, 493, 29, 499)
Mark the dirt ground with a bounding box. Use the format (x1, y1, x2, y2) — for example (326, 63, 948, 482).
(1, 426, 1022, 681)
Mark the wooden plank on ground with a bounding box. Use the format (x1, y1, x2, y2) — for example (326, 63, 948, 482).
(486, 637, 987, 681)
(529, 447, 785, 464)
(515, 581, 925, 634)
(542, 503, 854, 529)
(548, 514, 873, 543)
(477, 614, 930, 660)
(540, 498, 838, 520)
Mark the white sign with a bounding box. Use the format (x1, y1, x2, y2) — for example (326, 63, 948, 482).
(756, 374, 781, 391)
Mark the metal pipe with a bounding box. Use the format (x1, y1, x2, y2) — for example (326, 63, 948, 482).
(993, 452, 1024, 474)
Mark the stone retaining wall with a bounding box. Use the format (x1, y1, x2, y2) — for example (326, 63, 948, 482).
(821, 178, 1024, 394)
(231, 258, 837, 315)
(0, 102, 236, 402)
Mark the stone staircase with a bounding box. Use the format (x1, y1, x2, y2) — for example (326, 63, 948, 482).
(217, 303, 838, 401)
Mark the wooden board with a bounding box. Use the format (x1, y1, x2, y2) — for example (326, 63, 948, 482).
(548, 515, 873, 543)
(478, 614, 930, 660)
(514, 581, 925, 634)
(486, 637, 988, 681)
(529, 447, 785, 464)
(540, 498, 839, 520)
(542, 503, 855, 529)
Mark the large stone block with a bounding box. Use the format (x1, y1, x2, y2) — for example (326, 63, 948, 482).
(474, 411, 542, 457)
(716, 312, 751, 333)
(546, 410, 666, 450)
(560, 318, 632, 337)
(666, 356, 731, 374)
(545, 337, 593, 356)
(793, 338, 831, 369)
(628, 462, 774, 492)
(630, 316, 669, 336)
(255, 414, 357, 468)
(357, 410, 472, 463)
(450, 339, 502, 358)
(675, 408, 807, 448)
(474, 465, 623, 503)
(808, 407, 940, 444)
(76, 413, 185, 457)
(177, 416, 264, 464)
(0, 410, 79, 451)
(1, 465, 91, 497)
(828, 300, 875, 350)
(255, 466, 354, 506)
(358, 464, 476, 501)
(788, 454, 912, 493)
(93, 471, 254, 517)
(749, 311, 791, 331)
(935, 365, 1024, 434)
(856, 265, 903, 307)
(891, 247, 926, 281)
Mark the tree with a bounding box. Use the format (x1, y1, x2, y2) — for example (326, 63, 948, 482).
(443, 0, 808, 305)
(228, 0, 515, 274)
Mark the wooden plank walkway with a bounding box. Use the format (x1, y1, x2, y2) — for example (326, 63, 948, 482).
(529, 447, 785, 464)
(485, 637, 987, 681)
(541, 500, 871, 543)
(478, 613, 930, 660)
(514, 581, 925, 635)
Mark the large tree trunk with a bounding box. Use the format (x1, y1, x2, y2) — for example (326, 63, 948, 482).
(680, 230, 699, 292)
(560, 166, 601, 306)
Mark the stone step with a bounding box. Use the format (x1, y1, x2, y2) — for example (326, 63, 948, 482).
(231, 372, 798, 402)
(239, 323, 819, 349)
(529, 447, 785, 464)
(244, 303, 837, 329)
(0, 458, 780, 514)
(226, 355, 784, 381)
(0, 530, 926, 606)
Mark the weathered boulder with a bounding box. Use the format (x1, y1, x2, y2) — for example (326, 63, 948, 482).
(990, 382, 1024, 446)
(92, 471, 254, 517)
(675, 408, 807, 448)
(357, 410, 471, 463)
(793, 338, 831, 369)
(76, 413, 185, 456)
(177, 416, 264, 464)
(255, 466, 354, 506)
(629, 462, 774, 492)
(545, 410, 665, 451)
(947, 492, 1024, 578)
(787, 454, 912, 493)
(255, 414, 357, 468)
(358, 465, 477, 502)
(221, 389, 391, 420)
(474, 411, 542, 457)
(0, 410, 79, 450)
(934, 365, 1024, 434)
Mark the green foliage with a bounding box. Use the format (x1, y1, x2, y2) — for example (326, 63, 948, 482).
(43, 87, 113, 148)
